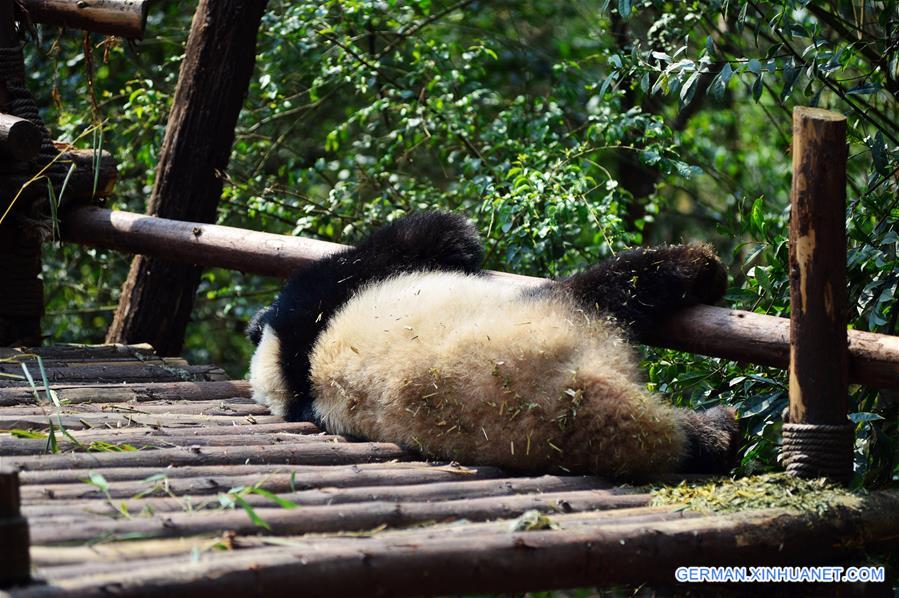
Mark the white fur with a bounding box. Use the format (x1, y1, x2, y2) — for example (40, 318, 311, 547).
(248, 324, 290, 417)
(309, 271, 685, 478)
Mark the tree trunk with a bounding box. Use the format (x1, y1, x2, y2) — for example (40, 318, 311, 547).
(106, 0, 268, 356)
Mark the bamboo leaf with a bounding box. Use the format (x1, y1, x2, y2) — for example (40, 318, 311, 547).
(87, 471, 110, 493)
(233, 495, 271, 530)
(247, 487, 299, 509)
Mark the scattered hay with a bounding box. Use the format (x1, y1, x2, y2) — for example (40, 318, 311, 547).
(651, 473, 863, 516)
(508, 509, 560, 532)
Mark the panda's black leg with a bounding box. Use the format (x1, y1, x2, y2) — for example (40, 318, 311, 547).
(675, 406, 741, 474)
(353, 211, 484, 274)
(548, 244, 727, 340)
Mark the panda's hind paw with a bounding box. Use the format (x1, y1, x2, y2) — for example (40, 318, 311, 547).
(677, 406, 741, 475)
(668, 243, 728, 307)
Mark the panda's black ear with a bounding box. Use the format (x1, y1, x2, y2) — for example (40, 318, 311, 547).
(246, 305, 273, 346)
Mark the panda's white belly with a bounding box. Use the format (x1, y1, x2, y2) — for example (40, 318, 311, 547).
(309, 271, 685, 477)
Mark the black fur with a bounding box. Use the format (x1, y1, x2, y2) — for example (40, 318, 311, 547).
(247, 211, 484, 422)
(246, 305, 272, 346)
(676, 407, 741, 474)
(546, 244, 727, 340)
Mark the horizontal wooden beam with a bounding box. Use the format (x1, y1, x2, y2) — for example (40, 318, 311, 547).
(20, 0, 149, 39)
(0, 379, 250, 406)
(60, 206, 899, 389)
(27, 490, 651, 545)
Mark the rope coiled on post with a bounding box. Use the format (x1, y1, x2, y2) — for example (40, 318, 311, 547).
(781, 422, 853, 483)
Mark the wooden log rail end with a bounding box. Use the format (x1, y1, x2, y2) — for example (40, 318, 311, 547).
(0, 113, 40, 162)
(54, 147, 118, 201)
(20, 0, 150, 39)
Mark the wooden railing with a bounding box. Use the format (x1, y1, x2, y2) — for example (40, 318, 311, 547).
(60, 204, 899, 393)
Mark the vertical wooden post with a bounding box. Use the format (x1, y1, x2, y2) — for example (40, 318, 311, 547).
(0, 468, 30, 588)
(0, 0, 43, 347)
(106, 0, 269, 356)
(782, 106, 852, 482)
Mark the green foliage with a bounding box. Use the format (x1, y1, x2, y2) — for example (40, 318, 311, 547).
(219, 483, 300, 529)
(30, 0, 898, 486)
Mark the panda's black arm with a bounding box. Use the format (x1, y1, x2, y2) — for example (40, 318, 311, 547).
(547, 244, 727, 341)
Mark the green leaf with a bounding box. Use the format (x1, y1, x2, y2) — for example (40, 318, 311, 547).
(36, 356, 59, 408)
(141, 473, 169, 484)
(56, 163, 77, 218)
(20, 362, 39, 402)
(681, 71, 701, 102)
(846, 82, 880, 95)
(747, 59, 762, 74)
(89, 441, 137, 452)
(247, 487, 299, 509)
(870, 132, 888, 175)
(87, 471, 110, 493)
(45, 422, 58, 454)
(751, 74, 763, 102)
(750, 196, 766, 239)
(92, 125, 104, 197)
(705, 35, 717, 58)
(233, 495, 271, 530)
(597, 71, 617, 99)
(9, 429, 48, 439)
(710, 63, 733, 100)
(780, 59, 801, 101)
(325, 129, 340, 152)
(849, 412, 885, 423)
(618, 0, 631, 19)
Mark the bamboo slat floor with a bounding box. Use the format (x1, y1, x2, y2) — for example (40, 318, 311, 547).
(1, 345, 897, 596)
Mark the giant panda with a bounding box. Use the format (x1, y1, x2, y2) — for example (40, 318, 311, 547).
(247, 211, 740, 479)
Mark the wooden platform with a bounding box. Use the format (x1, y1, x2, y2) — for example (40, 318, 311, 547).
(1, 345, 897, 596)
